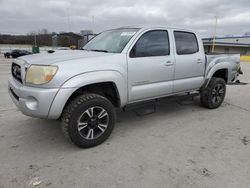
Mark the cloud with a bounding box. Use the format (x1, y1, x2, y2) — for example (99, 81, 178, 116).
(0, 0, 249, 37)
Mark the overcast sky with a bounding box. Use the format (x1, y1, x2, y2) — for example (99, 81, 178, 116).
(0, 0, 250, 37)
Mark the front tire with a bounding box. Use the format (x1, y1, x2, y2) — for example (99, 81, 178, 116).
(200, 77, 226, 109)
(61, 94, 115, 148)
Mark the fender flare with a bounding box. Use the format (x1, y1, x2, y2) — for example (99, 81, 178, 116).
(48, 70, 127, 119)
(204, 62, 230, 88)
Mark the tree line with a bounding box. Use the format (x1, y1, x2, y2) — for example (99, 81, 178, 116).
(0, 33, 53, 46)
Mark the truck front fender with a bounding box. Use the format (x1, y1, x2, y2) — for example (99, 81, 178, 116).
(48, 70, 127, 119)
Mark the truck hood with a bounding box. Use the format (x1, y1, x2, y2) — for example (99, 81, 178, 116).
(19, 50, 115, 65)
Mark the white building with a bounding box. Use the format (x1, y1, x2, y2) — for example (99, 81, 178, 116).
(203, 36, 250, 55)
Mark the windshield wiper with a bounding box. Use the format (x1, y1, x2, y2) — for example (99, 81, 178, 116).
(90, 49, 109, 53)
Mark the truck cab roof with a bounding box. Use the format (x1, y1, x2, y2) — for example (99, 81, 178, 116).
(115, 25, 195, 32)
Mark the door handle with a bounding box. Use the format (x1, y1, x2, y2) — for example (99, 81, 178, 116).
(197, 59, 202, 63)
(164, 61, 173, 66)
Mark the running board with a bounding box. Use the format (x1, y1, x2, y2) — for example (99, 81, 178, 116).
(123, 99, 158, 116)
(123, 92, 200, 116)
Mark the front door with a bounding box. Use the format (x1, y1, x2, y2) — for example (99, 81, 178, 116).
(127, 30, 175, 102)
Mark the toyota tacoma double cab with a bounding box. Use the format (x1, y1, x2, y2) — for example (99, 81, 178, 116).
(8, 26, 242, 148)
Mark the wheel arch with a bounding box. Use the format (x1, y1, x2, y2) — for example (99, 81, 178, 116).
(204, 62, 230, 88)
(211, 68, 228, 82)
(64, 81, 121, 109)
(48, 71, 127, 119)
(206, 62, 229, 81)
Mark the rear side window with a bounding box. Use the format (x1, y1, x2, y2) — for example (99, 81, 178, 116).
(130, 30, 170, 57)
(174, 31, 199, 55)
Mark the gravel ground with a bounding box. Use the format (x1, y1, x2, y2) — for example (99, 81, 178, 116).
(0, 55, 250, 188)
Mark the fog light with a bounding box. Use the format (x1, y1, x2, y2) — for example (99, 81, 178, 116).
(25, 97, 38, 110)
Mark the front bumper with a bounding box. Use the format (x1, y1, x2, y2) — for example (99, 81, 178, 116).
(8, 77, 59, 118)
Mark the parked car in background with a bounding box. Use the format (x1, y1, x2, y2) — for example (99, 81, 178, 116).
(10, 49, 32, 58)
(8, 26, 242, 148)
(4, 51, 11, 58)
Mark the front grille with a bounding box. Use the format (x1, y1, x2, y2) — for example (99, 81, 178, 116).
(11, 63, 22, 83)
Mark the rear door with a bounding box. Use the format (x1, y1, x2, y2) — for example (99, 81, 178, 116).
(127, 29, 175, 102)
(173, 31, 205, 92)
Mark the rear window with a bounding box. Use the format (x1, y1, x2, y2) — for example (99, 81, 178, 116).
(174, 31, 199, 55)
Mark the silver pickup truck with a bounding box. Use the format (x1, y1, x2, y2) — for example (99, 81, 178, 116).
(8, 26, 242, 148)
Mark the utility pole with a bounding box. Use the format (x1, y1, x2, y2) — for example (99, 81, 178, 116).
(67, 7, 71, 32)
(67, 7, 71, 47)
(34, 33, 37, 46)
(211, 16, 218, 53)
(92, 16, 95, 31)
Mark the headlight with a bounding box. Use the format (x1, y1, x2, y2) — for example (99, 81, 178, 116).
(25, 65, 58, 85)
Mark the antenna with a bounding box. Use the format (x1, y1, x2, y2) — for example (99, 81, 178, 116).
(211, 16, 218, 53)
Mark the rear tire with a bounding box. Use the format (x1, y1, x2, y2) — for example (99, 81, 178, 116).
(61, 94, 115, 148)
(200, 77, 226, 109)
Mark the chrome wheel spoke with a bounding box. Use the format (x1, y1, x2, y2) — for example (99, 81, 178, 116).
(78, 122, 88, 131)
(98, 109, 108, 119)
(212, 96, 216, 103)
(86, 129, 94, 139)
(86, 107, 94, 118)
(97, 123, 107, 132)
(216, 96, 221, 102)
(78, 122, 87, 126)
(218, 89, 224, 94)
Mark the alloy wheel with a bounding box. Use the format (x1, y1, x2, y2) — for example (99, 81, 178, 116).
(77, 106, 109, 140)
(211, 83, 224, 105)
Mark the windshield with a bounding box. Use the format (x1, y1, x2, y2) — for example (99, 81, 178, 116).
(83, 28, 139, 53)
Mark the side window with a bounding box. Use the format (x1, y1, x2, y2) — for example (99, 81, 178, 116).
(174, 31, 199, 55)
(130, 30, 170, 58)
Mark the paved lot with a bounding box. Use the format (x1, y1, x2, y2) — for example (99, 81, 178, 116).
(0, 55, 250, 188)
